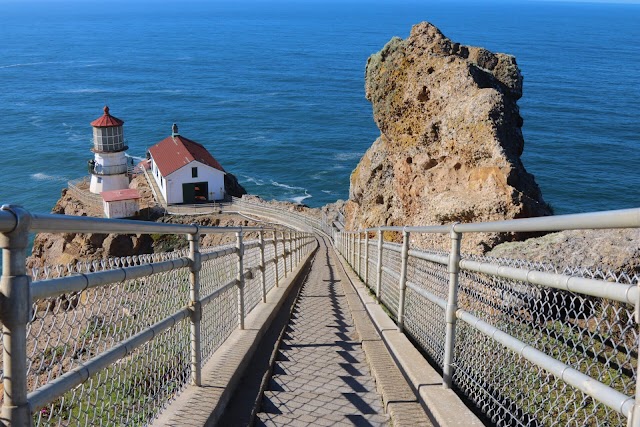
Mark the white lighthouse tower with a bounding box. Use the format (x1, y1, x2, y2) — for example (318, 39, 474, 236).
(88, 106, 130, 194)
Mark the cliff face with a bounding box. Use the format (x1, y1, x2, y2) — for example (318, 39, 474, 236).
(346, 22, 551, 252)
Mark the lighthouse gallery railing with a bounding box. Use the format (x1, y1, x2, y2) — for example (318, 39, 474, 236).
(0, 205, 315, 426)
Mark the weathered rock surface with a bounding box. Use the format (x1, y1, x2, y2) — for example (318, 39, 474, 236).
(27, 181, 305, 271)
(346, 22, 552, 252)
(225, 172, 248, 198)
(487, 228, 640, 275)
(27, 185, 158, 270)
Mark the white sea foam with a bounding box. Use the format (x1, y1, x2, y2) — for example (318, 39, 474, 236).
(32, 173, 67, 182)
(29, 115, 44, 129)
(127, 155, 146, 162)
(290, 191, 312, 204)
(63, 88, 107, 94)
(333, 152, 364, 161)
(243, 175, 265, 186)
(271, 181, 306, 191)
(0, 61, 57, 69)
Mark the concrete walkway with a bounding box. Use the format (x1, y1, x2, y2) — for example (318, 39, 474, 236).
(154, 235, 435, 426)
(254, 237, 431, 426)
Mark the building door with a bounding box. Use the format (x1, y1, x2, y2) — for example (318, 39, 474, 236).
(182, 182, 209, 204)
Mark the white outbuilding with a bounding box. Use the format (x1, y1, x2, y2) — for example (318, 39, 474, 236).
(101, 188, 140, 218)
(148, 125, 226, 204)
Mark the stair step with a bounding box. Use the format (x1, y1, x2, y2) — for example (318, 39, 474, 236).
(269, 371, 378, 394)
(272, 360, 371, 377)
(260, 391, 388, 419)
(255, 411, 389, 426)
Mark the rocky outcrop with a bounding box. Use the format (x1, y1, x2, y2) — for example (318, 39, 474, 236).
(27, 184, 302, 271)
(225, 172, 248, 198)
(27, 188, 157, 270)
(346, 22, 551, 252)
(487, 229, 640, 275)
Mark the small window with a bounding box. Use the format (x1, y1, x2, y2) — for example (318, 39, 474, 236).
(97, 177, 102, 183)
(192, 167, 198, 178)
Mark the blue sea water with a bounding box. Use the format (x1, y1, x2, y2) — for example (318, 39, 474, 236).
(0, 0, 638, 215)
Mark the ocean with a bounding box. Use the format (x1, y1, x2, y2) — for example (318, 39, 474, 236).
(0, 0, 638, 216)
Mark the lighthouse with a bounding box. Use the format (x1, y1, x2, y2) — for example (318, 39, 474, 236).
(88, 106, 130, 194)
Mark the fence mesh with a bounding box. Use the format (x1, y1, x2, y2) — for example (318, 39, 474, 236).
(200, 245, 238, 363)
(452, 255, 638, 426)
(379, 244, 402, 318)
(339, 230, 639, 427)
(27, 255, 191, 425)
(404, 253, 449, 368)
(243, 241, 264, 316)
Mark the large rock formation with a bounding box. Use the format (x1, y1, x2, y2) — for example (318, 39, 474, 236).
(346, 22, 552, 252)
(487, 229, 640, 275)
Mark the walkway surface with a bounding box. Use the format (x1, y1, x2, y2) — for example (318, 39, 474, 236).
(255, 238, 390, 426)
(155, 235, 433, 426)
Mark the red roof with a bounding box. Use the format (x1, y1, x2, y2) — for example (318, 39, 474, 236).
(101, 189, 140, 202)
(148, 134, 225, 176)
(91, 106, 124, 128)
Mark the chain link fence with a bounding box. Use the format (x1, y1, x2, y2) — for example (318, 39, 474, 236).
(0, 208, 316, 426)
(336, 208, 640, 427)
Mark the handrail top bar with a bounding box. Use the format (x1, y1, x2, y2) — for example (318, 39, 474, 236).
(348, 207, 640, 234)
(0, 209, 272, 234)
(453, 207, 640, 233)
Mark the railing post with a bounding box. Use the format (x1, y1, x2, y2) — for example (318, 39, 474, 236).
(376, 230, 383, 300)
(397, 229, 410, 332)
(259, 230, 266, 303)
(353, 233, 356, 268)
(0, 205, 33, 426)
(631, 287, 640, 427)
(443, 225, 462, 389)
(364, 231, 369, 286)
(273, 231, 279, 287)
(289, 232, 293, 271)
(281, 231, 288, 277)
(187, 225, 202, 386)
(357, 232, 362, 277)
(236, 231, 245, 330)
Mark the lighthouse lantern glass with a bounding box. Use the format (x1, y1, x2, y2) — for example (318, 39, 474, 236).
(93, 126, 124, 152)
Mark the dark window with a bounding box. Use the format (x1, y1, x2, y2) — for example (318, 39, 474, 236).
(192, 167, 198, 178)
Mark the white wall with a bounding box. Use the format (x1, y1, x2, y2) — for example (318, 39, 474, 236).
(94, 151, 126, 168)
(90, 151, 129, 194)
(103, 199, 139, 218)
(165, 161, 225, 204)
(150, 158, 169, 204)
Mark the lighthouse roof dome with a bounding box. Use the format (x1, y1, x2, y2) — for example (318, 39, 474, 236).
(91, 106, 124, 128)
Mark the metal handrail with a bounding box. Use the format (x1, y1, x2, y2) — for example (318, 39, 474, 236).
(0, 209, 268, 234)
(0, 204, 317, 424)
(334, 206, 640, 426)
(349, 207, 640, 234)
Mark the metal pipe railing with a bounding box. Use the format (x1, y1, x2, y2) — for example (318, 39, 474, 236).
(335, 206, 640, 425)
(0, 203, 316, 425)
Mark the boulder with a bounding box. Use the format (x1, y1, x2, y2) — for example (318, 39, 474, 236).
(346, 22, 552, 252)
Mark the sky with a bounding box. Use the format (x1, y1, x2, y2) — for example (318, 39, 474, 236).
(0, 0, 639, 3)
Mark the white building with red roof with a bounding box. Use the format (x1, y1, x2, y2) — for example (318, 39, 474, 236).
(147, 124, 226, 204)
(101, 188, 141, 218)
